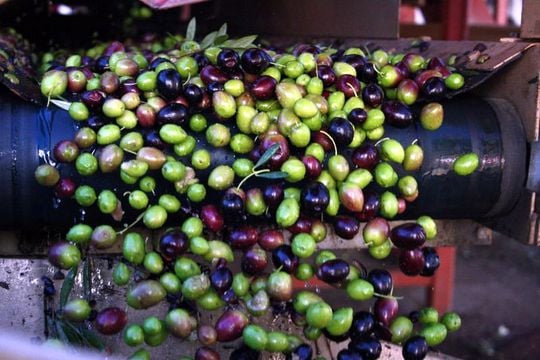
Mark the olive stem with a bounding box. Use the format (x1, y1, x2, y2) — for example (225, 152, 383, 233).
(320, 130, 338, 157)
(123, 149, 138, 156)
(182, 72, 192, 86)
(412, 138, 419, 146)
(374, 292, 403, 300)
(117, 210, 146, 235)
(374, 137, 390, 147)
(236, 168, 271, 190)
(346, 83, 358, 98)
(269, 62, 285, 69)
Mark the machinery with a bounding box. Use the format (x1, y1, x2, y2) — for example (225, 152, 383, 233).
(0, 0, 538, 359)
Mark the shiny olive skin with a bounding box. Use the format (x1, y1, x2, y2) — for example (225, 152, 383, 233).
(390, 223, 427, 249)
(95, 307, 127, 335)
(215, 309, 249, 342)
(317, 259, 350, 283)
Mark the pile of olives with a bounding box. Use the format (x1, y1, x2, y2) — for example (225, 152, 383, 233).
(34, 25, 474, 360)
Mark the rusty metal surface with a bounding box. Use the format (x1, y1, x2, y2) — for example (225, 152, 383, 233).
(521, 0, 540, 39)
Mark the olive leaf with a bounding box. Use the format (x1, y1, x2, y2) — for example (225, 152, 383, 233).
(73, 324, 105, 350)
(186, 17, 197, 42)
(254, 143, 280, 169)
(54, 320, 70, 343)
(257, 171, 289, 179)
(59, 265, 78, 308)
(200, 31, 217, 49)
(214, 34, 229, 46)
(50, 99, 71, 111)
(217, 23, 228, 37)
(222, 35, 257, 49)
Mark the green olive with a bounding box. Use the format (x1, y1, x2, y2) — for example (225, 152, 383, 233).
(453, 152, 479, 176)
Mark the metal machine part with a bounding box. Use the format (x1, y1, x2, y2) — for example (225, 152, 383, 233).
(0, 91, 526, 229)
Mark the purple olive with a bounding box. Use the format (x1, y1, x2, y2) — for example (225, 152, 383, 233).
(390, 223, 426, 249)
(156, 103, 188, 125)
(159, 228, 188, 261)
(195, 346, 220, 360)
(328, 117, 354, 147)
(210, 266, 233, 293)
(53, 140, 79, 163)
(317, 65, 336, 87)
(136, 104, 156, 128)
(362, 83, 384, 108)
(241, 247, 268, 275)
(54, 177, 76, 198)
(352, 144, 379, 170)
(95, 307, 127, 335)
(258, 229, 285, 251)
(215, 309, 248, 342)
(200, 204, 224, 233)
(198, 325, 217, 346)
(381, 101, 413, 128)
(301, 181, 330, 216)
(272, 245, 299, 274)
(336, 75, 361, 97)
(422, 77, 447, 101)
(333, 215, 360, 240)
(288, 216, 313, 235)
(156, 69, 182, 100)
(302, 155, 323, 179)
(183, 83, 204, 104)
(317, 259, 350, 283)
(374, 298, 398, 326)
(227, 226, 259, 250)
(217, 48, 240, 71)
(241, 48, 271, 74)
(399, 248, 425, 276)
(249, 75, 277, 100)
(263, 184, 284, 209)
(80, 90, 105, 110)
(200, 65, 229, 84)
(356, 191, 380, 221)
(348, 108, 367, 126)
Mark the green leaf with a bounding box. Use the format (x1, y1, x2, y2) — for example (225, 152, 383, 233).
(254, 143, 280, 169)
(54, 320, 69, 343)
(50, 99, 71, 111)
(77, 325, 105, 350)
(214, 34, 229, 46)
(257, 171, 289, 179)
(200, 31, 217, 49)
(186, 17, 196, 42)
(222, 35, 258, 49)
(60, 265, 78, 308)
(217, 23, 228, 36)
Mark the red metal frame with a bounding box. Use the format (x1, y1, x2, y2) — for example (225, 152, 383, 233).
(443, 0, 469, 40)
(292, 246, 456, 314)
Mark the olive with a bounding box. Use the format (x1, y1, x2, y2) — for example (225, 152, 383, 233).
(127, 280, 166, 309)
(124, 325, 145, 347)
(402, 336, 428, 360)
(348, 337, 382, 360)
(390, 223, 426, 249)
(420, 247, 440, 276)
(263, 184, 284, 209)
(422, 77, 446, 101)
(195, 347, 220, 360)
(63, 299, 91, 322)
(90, 224, 117, 249)
(75, 153, 98, 176)
(362, 83, 384, 108)
(41, 70, 68, 98)
(210, 266, 233, 293)
(123, 232, 145, 265)
(227, 226, 259, 250)
(200, 204, 225, 232)
(53, 140, 79, 163)
(166, 308, 195, 338)
(316, 258, 350, 284)
(316, 65, 336, 87)
(156, 103, 188, 125)
(333, 215, 360, 240)
(276, 82, 303, 109)
(156, 69, 182, 100)
(276, 198, 300, 228)
(403, 144, 424, 171)
(95, 307, 127, 335)
(215, 309, 249, 342)
(241, 48, 270, 74)
(347, 279, 374, 301)
(338, 182, 364, 212)
(249, 75, 277, 100)
(48, 241, 80, 269)
(272, 245, 299, 274)
(419, 323, 447, 346)
(208, 165, 235, 190)
(241, 247, 268, 275)
(306, 302, 333, 329)
(373, 297, 398, 326)
(337, 349, 362, 360)
(399, 248, 425, 276)
(441, 312, 462, 332)
(241, 324, 268, 353)
(367, 269, 393, 295)
(453, 152, 479, 175)
(267, 270, 293, 302)
(349, 311, 375, 341)
(381, 101, 413, 128)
